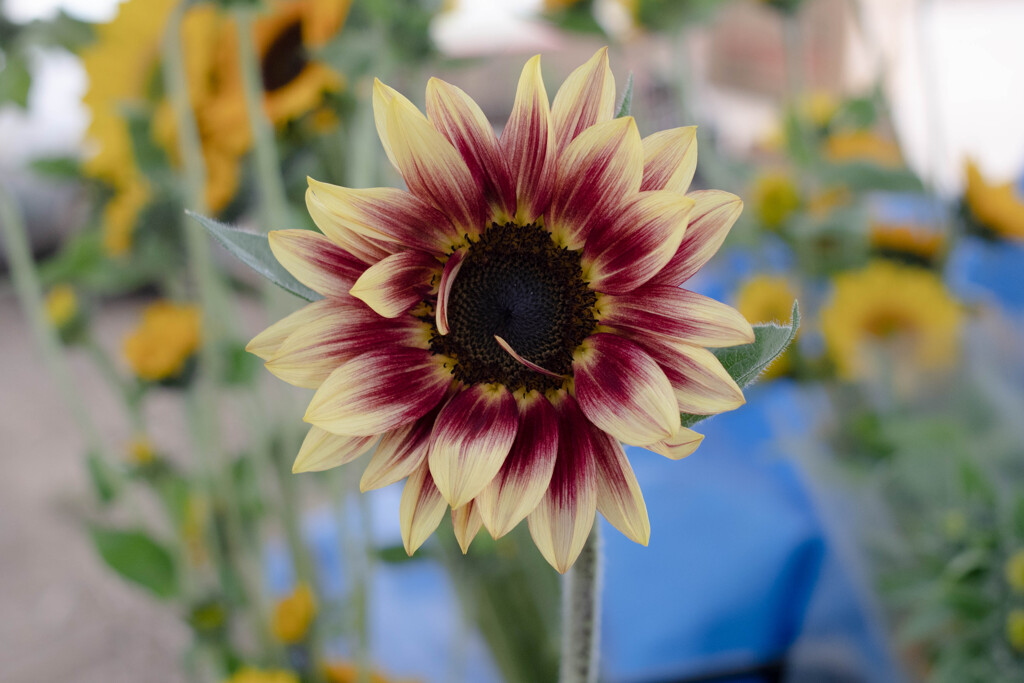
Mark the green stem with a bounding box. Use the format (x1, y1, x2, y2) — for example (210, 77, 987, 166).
(559, 524, 602, 683)
(82, 334, 145, 432)
(330, 468, 373, 683)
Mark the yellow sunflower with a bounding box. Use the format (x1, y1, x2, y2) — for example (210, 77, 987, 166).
(735, 275, 798, 379)
(224, 669, 299, 683)
(752, 171, 800, 230)
(869, 221, 945, 265)
(248, 49, 752, 572)
(964, 160, 1024, 241)
(271, 582, 316, 644)
(821, 261, 961, 381)
(123, 301, 201, 381)
(824, 129, 903, 167)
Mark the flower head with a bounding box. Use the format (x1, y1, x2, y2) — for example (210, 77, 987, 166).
(123, 301, 201, 381)
(824, 129, 902, 167)
(1008, 609, 1024, 652)
(869, 221, 945, 266)
(272, 582, 317, 643)
(964, 159, 1024, 241)
(249, 49, 752, 572)
(752, 171, 800, 230)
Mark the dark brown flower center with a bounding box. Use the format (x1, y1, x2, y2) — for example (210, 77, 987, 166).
(429, 222, 597, 393)
(261, 21, 307, 93)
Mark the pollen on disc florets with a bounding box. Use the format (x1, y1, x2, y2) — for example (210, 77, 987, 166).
(428, 222, 598, 393)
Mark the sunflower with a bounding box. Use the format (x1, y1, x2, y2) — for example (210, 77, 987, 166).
(123, 301, 202, 382)
(823, 129, 903, 167)
(248, 49, 752, 572)
(821, 261, 961, 381)
(869, 221, 945, 266)
(963, 160, 1024, 241)
(752, 171, 800, 230)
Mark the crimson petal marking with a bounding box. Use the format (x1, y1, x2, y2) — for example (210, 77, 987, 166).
(307, 179, 459, 257)
(268, 229, 367, 297)
(399, 459, 448, 555)
(548, 117, 643, 250)
(645, 425, 704, 460)
(582, 190, 695, 295)
(349, 251, 440, 319)
(500, 55, 555, 224)
(426, 77, 516, 221)
(640, 126, 699, 195)
(428, 384, 519, 509)
(292, 426, 378, 473)
(550, 47, 615, 157)
(385, 94, 488, 237)
(452, 501, 485, 554)
(247, 299, 327, 361)
(573, 333, 680, 446)
(602, 286, 755, 348)
(494, 335, 563, 379)
(476, 392, 558, 539)
(640, 338, 745, 415)
(305, 346, 451, 436)
(305, 190, 395, 266)
(527, 396, 598, 574)
(649, 190, 744, 286)
(593, 430, 650, 545)
(360, 399, 446, 492)
(436, 249, 465, 336)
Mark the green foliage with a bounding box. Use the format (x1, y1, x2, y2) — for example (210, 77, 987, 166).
(0, 53, 31, 108)
(29, 156, 82, 179)
(86, 452, 120, 505)
(89, 526, 179, 599)
(615, 73, 634, 119)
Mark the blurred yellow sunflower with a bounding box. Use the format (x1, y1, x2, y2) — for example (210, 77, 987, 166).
(44, 284, 78, 329)
(224, 669, 299, 683)
(735, 275, 798, 378)
(123, 301, 201, 381)
(248, 49, 752, 572)
(1006, 550, 1024, 593)
(821, 261, 961, 381)
(324, 662, 409, 683)
(824, 129, 902, 167)
(1008, 610, 1024, 652)
(272, 582, 317, 643)
(869, 221, 945, 265)
(964, 160, 1024, 241)
(752, 171, 800, 230)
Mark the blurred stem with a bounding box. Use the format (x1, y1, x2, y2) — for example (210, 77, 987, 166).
(331, 468, 372, 683)
(559, 525, 602, 683)
(82, 334, 144, 432)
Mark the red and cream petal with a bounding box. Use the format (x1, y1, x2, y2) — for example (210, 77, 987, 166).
(435, 248, 465, 336)
(399, 460, 448, 555)
(547, 117, 644, 250)
(602, 285, 755, 348)
(648, 190, 744, 286)
(307, 179, 460, 257)
(246, 299, 324, 361)
(645, 425, 704, 460)
(384, 93, 488, 236)
(550, 47, 615, 157)
(292, 426, 378, 473)
(268, 229, 367, 297)
(359, 401, 444, 492)
(452, 501, 485, 554)
(349, 251, 440, 318)
(372, 78, 406, 170)
(640, 339, 745, 415)
(305, 190, 396, 266)
(593, 430, 650, 545)
(640, 126, 698, 195)
(305, 346, 451, 437)
(527, 396, 598, 574)
(476, 391, 558, 539)
(428, 383, 519, 509)
(573, 333, 680, 446)
(582, 190, 695, 295)
(426, 77, 516, 220)
(500, 55, 555, 224)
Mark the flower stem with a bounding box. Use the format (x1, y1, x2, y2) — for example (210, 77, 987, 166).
(559, 524, 603, 683)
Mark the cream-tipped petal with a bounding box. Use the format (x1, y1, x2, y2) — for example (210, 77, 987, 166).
(306, 189, 397, 266)
(494, 335, 563, 379)
(292, 426, 378, 473)
(641, 339, 745, 415)
(372, 78, 406, 169)
(650, 190, 744, 286)
(477, 392, 558, 538)
(452, 501, 485, 554)
(603, 286, 756, 348)
(359, 401, 444, 492)
(349, 251, 440, 318)
(582, 190, 695, 294)
(305, 347, 450, 436)
(573, 333, 680, 446)
(435, 249, 465, 336)
(500, 55, 555, 223)
(428, 384, 519, 509)
(268, 229, 367, 297)
(548, 117, 643, 250)
(641, 126, 699, 195)
(399, 460, 448, 555)
(247, 299, 325, 361)
(646, 425, 704, 460)
(593, 431, 650, 545)
(551, 47, 615, 156)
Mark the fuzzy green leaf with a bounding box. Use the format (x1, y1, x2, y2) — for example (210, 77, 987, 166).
(615, 73, 634, 119)
(189, 211, 322, 302)
(89, 527, 178, 599)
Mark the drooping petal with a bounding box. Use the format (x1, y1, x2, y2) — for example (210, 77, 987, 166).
(476, 392, 558, 538)
(292, 426, 378, 473)
(500, 55, 555, 223)
(593, 431, 649, 545)
(548, 117, 643, 250)
(573, 333, 680, 446)
(428, 384, 519, 509)
(385, 94, 488, 236)
(349, 251, 440, 318)
(494, 335, 563, 379)
(649, 190, 744, 286)
(550, 47, 615, 157)
(359, 400, 444, 492)
(247, 299, 325, 361)
(582, 190, 695, 294)
(305, 346, 451, 436)
(435, 248, 465, 336)
(399, 460, 448, 555)
(306, 189, 397, 266)
(602, 285, 755, 348)
(528, 396, 598, 574)
(645, 425, 704, 460)
(452, 501, 485, 554)
(426, 77, 515, 220)
(307, 179, 460, 257)
(640, 338, 745, 415)
(268, 229, 366, 297)
(641, 126, 698, 194)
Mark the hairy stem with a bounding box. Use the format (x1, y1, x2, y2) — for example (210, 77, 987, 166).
(560, 524, 603, 683)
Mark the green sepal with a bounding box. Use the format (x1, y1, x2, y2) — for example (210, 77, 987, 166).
(615, 73, 634, 119)
(88, 526, 179, 599)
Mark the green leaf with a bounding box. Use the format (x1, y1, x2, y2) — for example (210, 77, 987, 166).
(0, 54, 31, 108)
(86, 452, 119, 504)
(89, 527, 178, 599)
(29, 155, 82, 179)
(615, 73, 634, 119)
(188, 211, 321, 302)
(681, 301, 800, 428)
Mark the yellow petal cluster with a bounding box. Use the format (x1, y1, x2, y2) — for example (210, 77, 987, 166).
(964, 160, 1024, 241)
(824, 130, 902, 167)
(752, 171, 800, 229)
(272, 582, 317, 643)
(45, 284, 78, 329)
(324, 662, 405, 683)
(1008, 609, 1024, 652)
(1006, 549, 1024, 594)
(735, 275, 798, 378)
(869, 222, 945, 263)
(122, 301, 201, 381)
(128, 436, 156, 465)
(224, 669, 300, 683)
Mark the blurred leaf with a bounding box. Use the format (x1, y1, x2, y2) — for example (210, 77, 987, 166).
(544, 0, 606, 36)
(0, 54, 31, 108)
(189, 212, 322, 302)
(223, 342, 259, 385)
(832, 96, 878, 131)
(958, 460, 995, 504)
(818, 161, 925, 193)
(29, 155, 82, 179)
(23, 10, 95, 51)
(377, 544, 425, 564)
(124, 107, 171, 176)
(1013, 497, 1024, 540)
(944, 548, 989, 582)
(86, 452, 119, 504)
(89, 526, 178, 599)
(615, 73, 634, 119)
